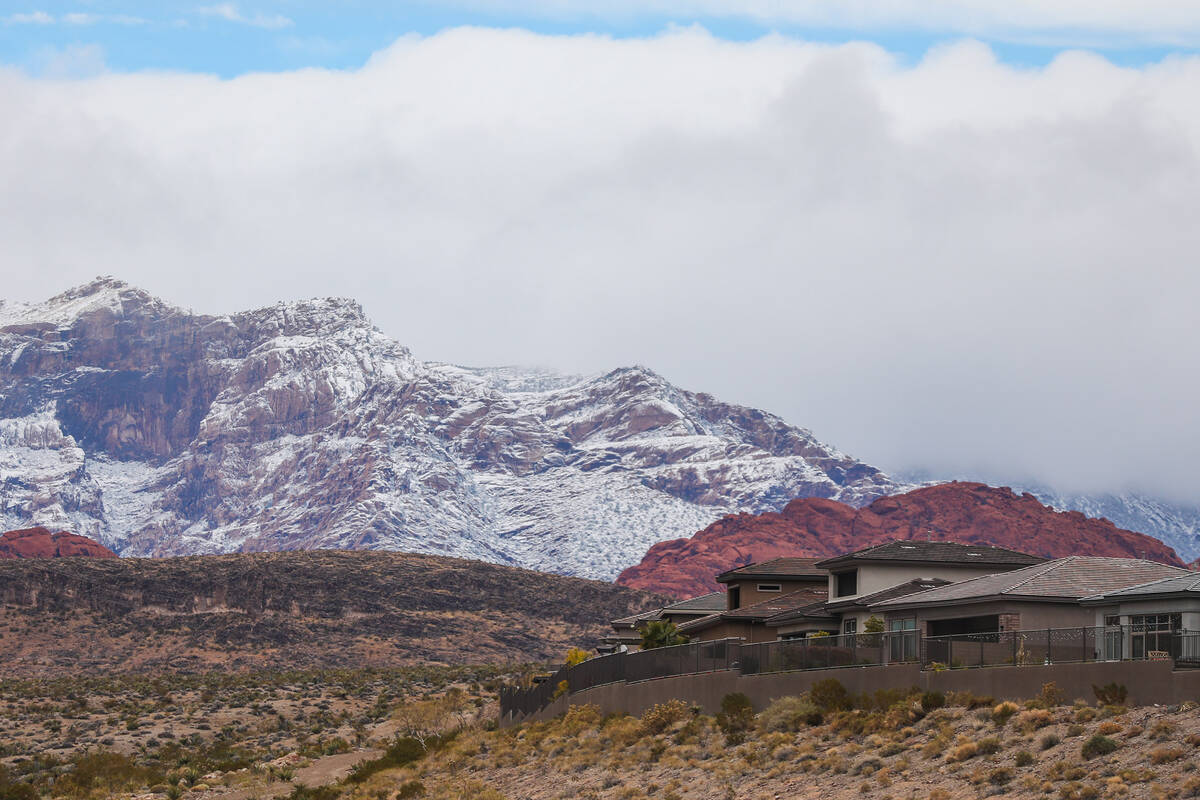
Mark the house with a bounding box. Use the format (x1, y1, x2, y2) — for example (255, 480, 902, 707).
(605, 591, 727, 650)
(814, 541, 1046, 636)
(677, 587, 828, 644)
(872, 556, 1191, 638)
(1082, 573, 1200, 660)
(715, 558, 826, 611)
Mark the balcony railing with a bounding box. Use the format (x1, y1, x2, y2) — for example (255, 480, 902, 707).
(500, 626, 1197, 720)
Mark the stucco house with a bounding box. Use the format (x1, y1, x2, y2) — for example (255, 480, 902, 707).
(1083, 574, 1200, 660)
(872, 556, 1191, 638)
(814, 541, 1045, 636)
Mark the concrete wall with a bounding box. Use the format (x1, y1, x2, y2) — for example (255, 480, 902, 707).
(504, 660, 1200, 727)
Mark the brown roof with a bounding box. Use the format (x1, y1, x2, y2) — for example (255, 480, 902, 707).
(816, 540, 1044, 569)
(715, 557, 826, 583)
(823, 577, 954, 611)
(873, 556, 1190, 610)
(678, 587, 828, 634)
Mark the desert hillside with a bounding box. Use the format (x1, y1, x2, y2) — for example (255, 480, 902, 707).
(0, 550, 664, 676)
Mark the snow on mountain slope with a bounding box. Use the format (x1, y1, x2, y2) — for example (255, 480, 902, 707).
(0, 278, 900, 579)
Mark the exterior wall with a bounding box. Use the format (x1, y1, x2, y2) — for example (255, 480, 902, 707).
(1090, 598, 1200, 630)
(828, 563, 1021, 603)
(724, 577, 826, 610)
(690, 620, 778, 644)
(884, 600, 1093, 635)
(773, 621, 840, 638)
(506, 660, 1200, 727)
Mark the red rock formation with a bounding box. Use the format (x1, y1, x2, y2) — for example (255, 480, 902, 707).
(0, 527, 117, 559)
(617, 482, 1185, 598)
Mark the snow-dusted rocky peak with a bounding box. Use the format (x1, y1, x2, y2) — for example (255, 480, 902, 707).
(0, 278, 903, 578)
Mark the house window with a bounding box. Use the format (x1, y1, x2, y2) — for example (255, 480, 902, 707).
(834, 570, 858, 598)
(728, 586, 741, 610)
(1104, 615, 1120, 627)
(757, 583, 782, 593)
(843, 619, 857, 636)
(1131, 613, 1182, 659)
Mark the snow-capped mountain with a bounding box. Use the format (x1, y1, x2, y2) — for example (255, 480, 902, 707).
(0, 278, 899, 579)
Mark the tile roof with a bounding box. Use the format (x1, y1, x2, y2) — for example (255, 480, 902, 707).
(662, 591, 727, 614)
(1083, 572, 1200, 602)
(677, 588, 828, 633)
(873, 557, 1190, 609)
(816, 540, 1044, 568)
(716, 557, 826, 582)
(824, 578, 954, 610)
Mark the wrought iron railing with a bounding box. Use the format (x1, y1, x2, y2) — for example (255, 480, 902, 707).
(500, 626, 1197, 720)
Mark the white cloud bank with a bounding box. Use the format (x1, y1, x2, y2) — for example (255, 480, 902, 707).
(460, 0, 1200, 47)
(1, 28, 1199, 500)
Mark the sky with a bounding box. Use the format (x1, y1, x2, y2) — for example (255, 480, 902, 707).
(2, 3, 1200, 503)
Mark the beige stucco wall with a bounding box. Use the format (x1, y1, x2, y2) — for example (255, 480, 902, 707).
(827, 563, 1017, 602)
(883, 600, 1094, 634)
(504, 660, 1200, 727)
(725, 577, 826, 610)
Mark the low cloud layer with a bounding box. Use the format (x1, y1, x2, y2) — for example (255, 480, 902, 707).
(2, 28, 1199, 500)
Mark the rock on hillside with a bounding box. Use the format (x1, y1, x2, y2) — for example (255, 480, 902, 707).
(0, 527, 116, 559)
(617, 482, 1185, 597)
(0, 550, 665, 676)
(0, 277, 897, 579)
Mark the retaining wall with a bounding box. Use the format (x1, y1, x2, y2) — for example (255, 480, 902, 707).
(503, 661, 1200, 727)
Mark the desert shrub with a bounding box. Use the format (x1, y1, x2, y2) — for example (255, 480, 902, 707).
(56, 751, 160, 797)
(1040, 733, 1062, 750)
(562, 703, 602, 734)
(759, 696, 823, 731)
(1074, 706, 1097, 723)
(920, 691, 945, 713)
(860, 687, 915, 711)
(716, 693, 754, 745)
(810, 679, 851, 712)
(1016, 709, 1052, 731)
(992, 702, 1019, 726)
(1066, 724, 1085, 737)
(347, 734, 449, 784)
(1038, 682, 1066, 708)
(1081, 734, 1118, 760)
(1096, 721, 1122, 735)
(565, 648, 590, 667)
(396, 781, 426, 798)
(1150, 746, 1185, 764)
(1150, 720, 1177, 740)
(977, 736, 1002, 755)
(948, 741, 979, 762)
(1092, 683, 1128, 706)
(0, 766, 36, 800)
(1015, 750, 1035, 767)
(639, 700, 690, 736)
(988, 767, 1014, 785)
(552, 680, 569, 700)
(285, 786, 341, 800)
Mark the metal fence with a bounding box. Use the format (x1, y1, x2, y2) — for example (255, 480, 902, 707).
(500, 626, 1200, 720)
(500, 639, 741, 719)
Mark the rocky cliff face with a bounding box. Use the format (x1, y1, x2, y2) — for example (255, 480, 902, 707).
(0, 527, 116, 559)
(617, 482, 1186, 597)
(0, 278, 896, 579)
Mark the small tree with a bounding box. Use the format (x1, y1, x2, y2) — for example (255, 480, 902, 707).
(639, 620, 688, 650)
(565, 647, 590, 667)
(862, 615, 885, 647)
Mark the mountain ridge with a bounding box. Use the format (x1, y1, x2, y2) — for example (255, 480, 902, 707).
(615, 482, 1186, 598)
(0, 277, 896, 579)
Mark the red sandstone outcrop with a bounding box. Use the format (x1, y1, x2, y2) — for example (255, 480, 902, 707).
(617, 482, 1185, 597)
(0, 527, 117, 559)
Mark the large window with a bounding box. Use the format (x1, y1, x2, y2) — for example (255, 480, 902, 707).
(727, 586, 741, 610)
(1131, 613, 1181, 659)
(834, 570, 858, 598)
(889, 618, 918, 662)
(843, 619, 857, 636)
